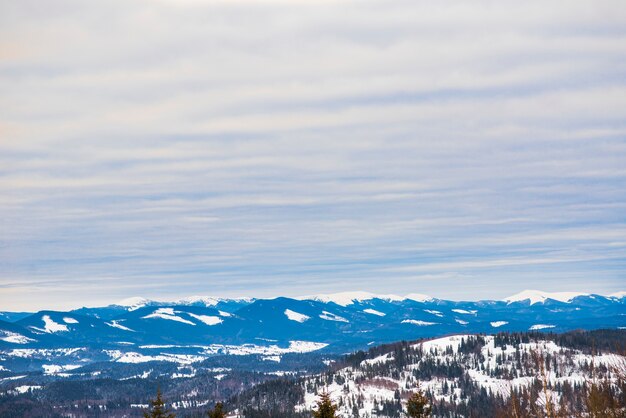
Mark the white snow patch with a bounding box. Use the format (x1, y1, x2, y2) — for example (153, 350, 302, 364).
(319, 311, 348, 323)
(142, 308, 196, 325)
(363, 308, 385, 316)
(0, 331, 35, 344)
(504, 290, 588, 305)
(42, 364, 81, 375)
(529, 324, 556, 330)
(106, 320, 134, 332)
(402, 319, 437, 326)
(491, 321, 508, 328)
(404, 293, 433, 302)
(187, 313, 222, 326)
(116, 297, 150, 311)
(105, 350, 205, 364)
(302, 291, 405, 306)
(424, 309, 443, 317)
(455, 319, 468, 325)
(418, 335, 472, 353)
(121, 370, 152, 380)
(284, 309, 310, 323)
(175, 295, 253, 306)
(10, 385, 42, 394)
(42, 315, 68, 333)
(62, 317, 78, 324)
(218, 310, 232, 317)
(451, 309, 477, 315)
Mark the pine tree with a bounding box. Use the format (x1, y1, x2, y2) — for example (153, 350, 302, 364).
(406, 390, 431, 418)
(144, 388, 176, 418)
(207, 402, 226, 418)
(313, 392, 338, 418)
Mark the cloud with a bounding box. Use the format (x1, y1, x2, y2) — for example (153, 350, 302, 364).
(0, 0, 625, 310)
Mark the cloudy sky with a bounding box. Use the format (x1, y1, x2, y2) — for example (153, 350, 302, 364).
(1, 0, 626, 311)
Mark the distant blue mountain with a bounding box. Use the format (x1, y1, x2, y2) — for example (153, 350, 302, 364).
(0, 290, 624, 373)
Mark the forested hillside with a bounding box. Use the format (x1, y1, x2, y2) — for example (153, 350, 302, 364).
(1, 330, 624, 417)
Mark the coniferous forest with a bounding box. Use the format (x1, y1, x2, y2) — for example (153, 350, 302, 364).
(1, 329, 624, 417)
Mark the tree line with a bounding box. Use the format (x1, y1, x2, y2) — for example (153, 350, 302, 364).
(144, 388, 432, 418)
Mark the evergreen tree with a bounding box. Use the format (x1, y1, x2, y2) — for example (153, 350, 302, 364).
(406, 390, 431, 418)
(313, 392, 338, 418)
(144, 388, 176, 418)
(207, 402, 226, 418)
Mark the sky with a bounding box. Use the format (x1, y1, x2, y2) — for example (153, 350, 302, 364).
(1, 0, 626, 311)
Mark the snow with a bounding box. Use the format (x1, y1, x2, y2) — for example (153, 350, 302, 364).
(42, 315, 68, 333)
(121, 340, 328, 360)
(11, 385, 42, 394)
(116, 296, 150, 311)
(296, 333, 626, 418)
(418, 335, 471, 353)
(504, 290, 588, 305)
(319, 311, 348, 323)
(451, 309, 477, 315)
(121, 370, 152, 380)
(424, 309, 443, 317)
(175, 295, 253, 306)
(63, 317, 79, 324)
(302, 291, 405, 306)
(142, 308, 196, 325)
(361, 353, 393, 366)
(105, 350, 205, 364)
(455, 319, 468, 325)
(5, 347, 83, 358)
(219, 310, 232, 317)
(529, 324, 556, 330)
(402, 319, 437, 326)
(187, 313, 223, 326)
(404, 293, 433, 302)
(490, 321, 508, 328)
(201, 340, 327, 356)
(284, 309, 310, 323)
(0, 375, 26, 382)
(106, 320, 135, 332)
(0, 331, 35, 344)
(363, 308, 385, 316)
(42, 364, 81, 375)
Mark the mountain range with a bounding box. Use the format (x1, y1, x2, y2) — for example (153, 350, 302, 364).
(0, 290, 624, 376)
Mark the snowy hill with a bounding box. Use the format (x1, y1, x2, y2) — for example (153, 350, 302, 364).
(0, 291, 623, 375)
(234, 330, 626, 418)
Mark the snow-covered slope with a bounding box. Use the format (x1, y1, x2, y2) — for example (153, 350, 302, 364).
(295, 334, 626, 418)
(1, 291, 623, 375)
(503, 290, 589, 305)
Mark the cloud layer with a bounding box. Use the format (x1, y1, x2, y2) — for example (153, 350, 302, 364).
(1, 0, 625, 310)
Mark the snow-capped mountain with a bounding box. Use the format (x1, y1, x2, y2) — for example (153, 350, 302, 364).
(503, 289, 590, 305)
(0, 291, 623, 375)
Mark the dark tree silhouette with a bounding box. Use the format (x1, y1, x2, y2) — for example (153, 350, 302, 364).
(407, 390, 431, 418)
(144, 388, 176, 418)
(313, 392, 338, 418)
(207, 402, 226, 418)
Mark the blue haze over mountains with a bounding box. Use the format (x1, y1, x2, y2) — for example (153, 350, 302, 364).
(1, 292, 624, 369)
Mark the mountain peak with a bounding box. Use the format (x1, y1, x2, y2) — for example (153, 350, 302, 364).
(300, 291, 431, 306)
(503, 290, 588, 305)
(115, 297, 150, 310)
(404, 293, 433, 302)
(175, 295, 254, 306)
